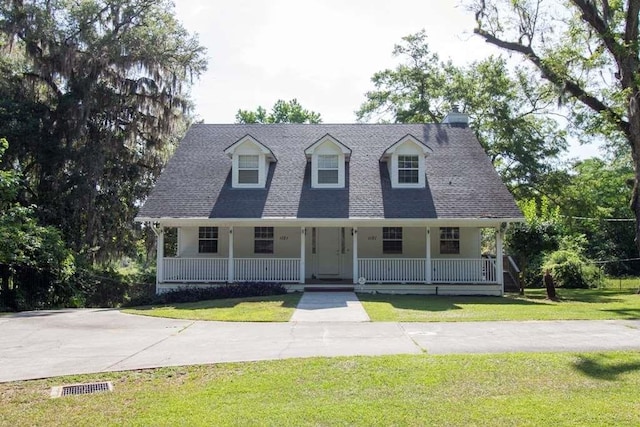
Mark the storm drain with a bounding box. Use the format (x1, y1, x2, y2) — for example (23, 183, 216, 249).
(50, 381, 113, 398)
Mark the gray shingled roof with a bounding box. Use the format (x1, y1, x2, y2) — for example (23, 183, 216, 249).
(138, 124, 523, 220)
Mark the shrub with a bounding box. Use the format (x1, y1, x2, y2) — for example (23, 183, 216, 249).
(67, 266, 156, 308)
(125, 282, 288, 307)
(69, 267, 129, 307)
(542, 249, 604, 289)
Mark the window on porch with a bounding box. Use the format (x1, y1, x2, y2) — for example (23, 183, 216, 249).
(382, 227, 403, 254)
(198, 227, 218, 253)
(254, 227, 274, 254)
(440, 227, 460, 254)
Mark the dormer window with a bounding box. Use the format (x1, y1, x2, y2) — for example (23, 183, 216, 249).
(380, 134, 432, 188)
(304, 134, 351, 189)
(238, 155, 259, 184)
(224, 135, 276, 188)
(398, 155, 419, 184)
(318, 154, 339, 184)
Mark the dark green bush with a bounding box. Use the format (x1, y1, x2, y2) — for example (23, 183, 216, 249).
(71, 268, 128, 307)
(125, 282, 287, 307)
(67, 266, 155, 308)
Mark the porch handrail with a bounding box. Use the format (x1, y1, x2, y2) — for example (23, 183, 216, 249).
(234, 258, 300, 283)
(358, 258, 426, 283)
(163, 257, 228, 282)
(432, 258, 497, 283)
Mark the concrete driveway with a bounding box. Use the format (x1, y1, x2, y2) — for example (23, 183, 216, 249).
(1, 309, 640, 382)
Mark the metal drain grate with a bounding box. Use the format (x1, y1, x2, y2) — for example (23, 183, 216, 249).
(50, 381, 113, 398)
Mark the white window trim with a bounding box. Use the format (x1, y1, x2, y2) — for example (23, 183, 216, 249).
(397, 154, 420, 185)
(254, 226, 274, 254)
(381, 134, 430, 189)
(311, 153, 345, 188)
(390, 152, 425, 188)
(237, 154, 260, 185)
(198, 226, 219, 254)
(224, 135, 275, 189)
(305, 134, 350, 189)
(382, 227, 403, 254)
(232, 154, 267, 188)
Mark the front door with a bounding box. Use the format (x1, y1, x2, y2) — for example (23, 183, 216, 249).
(317, 228, 341, 276)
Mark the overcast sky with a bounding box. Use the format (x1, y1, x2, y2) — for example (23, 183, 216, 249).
(173, 0, 598, 158)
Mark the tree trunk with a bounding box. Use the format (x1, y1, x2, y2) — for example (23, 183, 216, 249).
(0, 264, 13, 310)
(632, 151, 640, 255)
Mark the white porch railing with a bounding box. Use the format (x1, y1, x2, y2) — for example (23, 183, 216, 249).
(234, 258, 300, 282)
(432, 258, 496, 283)
(358, 258, 497, 284)
(163, 258, 228, 282)
(162, 257, 496, 284)
(359, 258, 426, 283)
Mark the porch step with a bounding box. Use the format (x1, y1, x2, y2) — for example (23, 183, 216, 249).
(304, 286, 355, 292)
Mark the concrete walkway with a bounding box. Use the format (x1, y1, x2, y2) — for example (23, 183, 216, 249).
(1, 309, 640, 382)
(290, 292, 370, 322)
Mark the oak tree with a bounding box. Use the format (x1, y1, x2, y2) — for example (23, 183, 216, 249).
(0, 0, 206, 261)
(356, 30, 567, 198)
(236, 99, 322, 124)
(471, 0, 640, 251)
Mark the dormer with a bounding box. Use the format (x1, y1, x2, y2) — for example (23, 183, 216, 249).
(380, 134, 432, 188)
(304, 134, 351, 188)
(224, 135, 276, 188)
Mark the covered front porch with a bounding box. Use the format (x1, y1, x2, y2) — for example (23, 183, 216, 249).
(153, 221, 508, 295)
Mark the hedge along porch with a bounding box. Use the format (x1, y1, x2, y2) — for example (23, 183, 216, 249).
(152, 220, 508, 295)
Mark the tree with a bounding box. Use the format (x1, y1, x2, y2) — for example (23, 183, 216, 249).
(356, 30, 567, 197)
(0, 138, 74, 310)
(0, 0, 207, 262)
(471, 0, 640, 252)
(236, 99, 322, 124)
(506, 196, 564, 286)
(555, 157, 636, 273)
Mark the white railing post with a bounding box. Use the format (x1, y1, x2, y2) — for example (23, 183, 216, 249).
(300, 227, 306, 284)
(156, 226, 164, 290)
(228, 227, 234, 283)
(352, 227, 358, 284)
(496, 228, 504, 295)
(425, 227, 432, 284)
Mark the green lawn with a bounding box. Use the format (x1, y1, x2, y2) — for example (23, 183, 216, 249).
(2, 352, 639, 426)
(120, 288, 640, 323)
(121, 293, 301, 322)
(359, 288, 640, 322)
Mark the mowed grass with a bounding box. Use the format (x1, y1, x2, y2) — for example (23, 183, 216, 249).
(120, 287, 640, 323)
(2, 352, 639, 426)
(359, 288, 640, 322)
(121, 293, 301, 322)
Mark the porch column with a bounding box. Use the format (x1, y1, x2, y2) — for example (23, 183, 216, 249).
(496, 227, 504, 295)
(228, 227, 234, 283)
(299, 227, 306, 284)
(156, 226, 164, 289)
(425, 227, 432, 284)
(352, 227, 358, 284)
